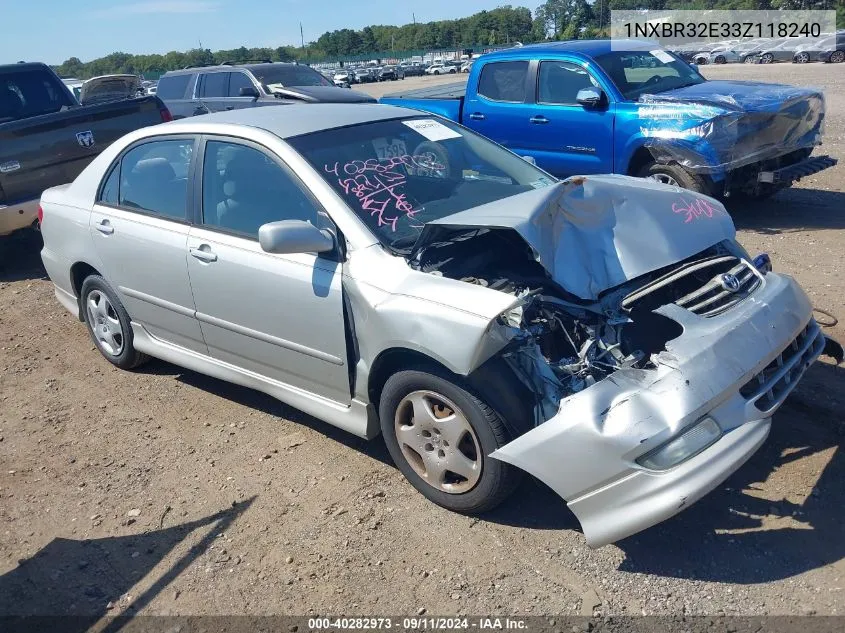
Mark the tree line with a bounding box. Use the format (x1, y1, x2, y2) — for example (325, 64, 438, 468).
(54, 1, 844, 79)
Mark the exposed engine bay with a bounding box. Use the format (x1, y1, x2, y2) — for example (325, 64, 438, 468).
(410, 227, 748, 424)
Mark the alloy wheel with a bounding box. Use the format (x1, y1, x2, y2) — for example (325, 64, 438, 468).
(86, 290, 124, 356)
(648, 173, 680, 187)
(394, 390, 482, 494)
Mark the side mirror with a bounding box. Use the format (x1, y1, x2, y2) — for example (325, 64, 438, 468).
(239, 86, 260, 99)
(576, 87, 605, 109)
(258, 220, 334, 255)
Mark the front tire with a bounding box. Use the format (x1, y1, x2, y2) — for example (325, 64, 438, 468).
(830, 50, 845, 63)
(760, 53, 774, 64)
(714, 55, 726, 64)
(81, 275, 148, 370)
(379, 369, 521, 514)
(637, 162, 709, 195)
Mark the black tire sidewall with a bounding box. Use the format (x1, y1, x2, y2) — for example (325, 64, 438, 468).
(379, 369, 518, 514)
(80, 275, 140, 369)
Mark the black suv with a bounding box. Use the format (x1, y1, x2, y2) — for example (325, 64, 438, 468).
(157, 61, 375, 119)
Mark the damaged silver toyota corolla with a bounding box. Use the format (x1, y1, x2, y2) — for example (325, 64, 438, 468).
(39, 105, 843, 547)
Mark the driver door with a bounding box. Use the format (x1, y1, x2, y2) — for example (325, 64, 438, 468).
(185, 137, 351, 404)
(519, 59, 614, 177)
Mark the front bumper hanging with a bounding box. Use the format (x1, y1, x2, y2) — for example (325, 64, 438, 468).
(758, 155, 838, 185)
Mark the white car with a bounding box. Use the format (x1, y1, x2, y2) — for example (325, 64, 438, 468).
(426, 63, 456, 75)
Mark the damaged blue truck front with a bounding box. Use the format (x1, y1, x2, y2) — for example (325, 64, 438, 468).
(380, 40, 837, 197)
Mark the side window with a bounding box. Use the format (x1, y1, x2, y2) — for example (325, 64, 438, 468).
(118, 139, 193, 220)
(228, 72, 254, 97)
(538, 61, 598, 105)
(476, 61, 529, 102)
(156, 74, 191, 99)
(200, 72, 229, 98)
(202, 140, 322, 239)
(98, 163, 120, 205)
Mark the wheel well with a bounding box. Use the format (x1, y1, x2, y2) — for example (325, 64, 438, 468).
(367, 347, 534, 440)
(627, 146, 655, 176)
(70, 262, 101, 318)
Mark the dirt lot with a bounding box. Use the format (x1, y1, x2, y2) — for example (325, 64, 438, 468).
(1, 63, 844, 620)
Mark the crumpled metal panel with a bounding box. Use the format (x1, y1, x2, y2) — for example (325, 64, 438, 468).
(637, 80, 825, 173)
(420, 175, 736, 301)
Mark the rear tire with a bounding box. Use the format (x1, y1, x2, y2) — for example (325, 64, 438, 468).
(81, 275, 149, 370)
(714, 55, 726, 64)
(379, 369, 521, 514)
(760, 53, 774, 64)
(830, 50, 845, 63)
(637, 162, 709, 195)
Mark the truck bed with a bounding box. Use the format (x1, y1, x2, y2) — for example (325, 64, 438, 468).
(380, 82, 466, 121)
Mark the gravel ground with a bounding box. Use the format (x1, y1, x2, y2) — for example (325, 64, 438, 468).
(0, 62, 843, 620)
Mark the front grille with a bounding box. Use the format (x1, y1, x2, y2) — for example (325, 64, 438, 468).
(674, 260, 761, 317)
(622, 255, 761, 318)
(739, 320, 824, 412)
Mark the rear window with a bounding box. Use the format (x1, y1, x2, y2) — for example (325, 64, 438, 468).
(0, 68, 74, 122)
(156, 74, 192, 100)
(249, 65, 331, 89)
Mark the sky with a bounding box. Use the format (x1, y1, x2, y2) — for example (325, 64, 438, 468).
(0, 0, 536, 65)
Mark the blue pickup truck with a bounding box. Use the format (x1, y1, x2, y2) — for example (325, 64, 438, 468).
(380, 40, 837, 198)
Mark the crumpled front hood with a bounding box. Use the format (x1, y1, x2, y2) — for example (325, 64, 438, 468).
(418, 175, 736, 301)
(643, 80, 821, 113)
(266, 84, 376, 103)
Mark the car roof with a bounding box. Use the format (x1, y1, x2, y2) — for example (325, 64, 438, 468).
(167, 103, 423, 138)
(162, 62, 306, 77)
(485, 39, 653, 59)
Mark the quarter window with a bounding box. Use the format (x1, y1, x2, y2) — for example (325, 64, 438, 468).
(98, 164, 119, 205)
(117, 140, 193, 220)
(202, 141, 322, 238)
(476, 61, 529, 102)
(537, 61, 597, 105)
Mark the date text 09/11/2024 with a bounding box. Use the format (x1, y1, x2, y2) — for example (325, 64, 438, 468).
(307, 617, 528, 630)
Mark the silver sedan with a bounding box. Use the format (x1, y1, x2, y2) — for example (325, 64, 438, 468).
(39, 105, 842, 547)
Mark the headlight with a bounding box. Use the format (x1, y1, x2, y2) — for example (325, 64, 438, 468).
(637, 417, 722, 471)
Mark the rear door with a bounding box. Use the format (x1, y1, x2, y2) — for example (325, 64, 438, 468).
(185, 137, 351, 403)
(519, 59, 614, 176)
(89, 136, 206, 354)
(462, 60, 533, 158)
(195, 71, 231, 114)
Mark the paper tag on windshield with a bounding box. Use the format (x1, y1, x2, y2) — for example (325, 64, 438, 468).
(403, 119, 461, 141)
(650, 49, 675, 63)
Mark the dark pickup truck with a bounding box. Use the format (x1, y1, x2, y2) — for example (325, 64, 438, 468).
(1, 62, 171, 236)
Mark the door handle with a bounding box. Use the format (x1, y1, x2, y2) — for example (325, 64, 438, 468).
(468, 112, 485, 120)
(529, 115, 549, 124)
(190, 246, 218, 263)
(95, 219, 114, 235)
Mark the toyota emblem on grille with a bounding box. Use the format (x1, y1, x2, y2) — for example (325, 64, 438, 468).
(720, 273, 741, 293)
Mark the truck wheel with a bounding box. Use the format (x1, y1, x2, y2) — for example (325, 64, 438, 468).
(637, 162, 709, 195)
(81, 275, 149, 370)
(379, 369, 522, 514)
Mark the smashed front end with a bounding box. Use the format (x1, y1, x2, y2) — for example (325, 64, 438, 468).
(409, 176, 842, 547)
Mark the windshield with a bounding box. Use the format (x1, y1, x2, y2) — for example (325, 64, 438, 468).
(288, 117, 556, 252)
(594, 50, 706, 101)
(250, 65, 331, 89)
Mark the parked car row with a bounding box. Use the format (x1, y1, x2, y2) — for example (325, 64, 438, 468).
(671, 32, 845, 65)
